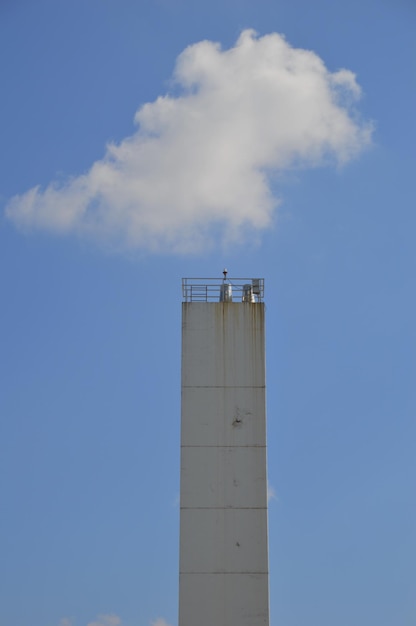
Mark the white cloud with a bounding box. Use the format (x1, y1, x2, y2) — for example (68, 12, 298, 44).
(5, 30, 372, 254)
(87, 615, 121, 626)
(59, 613, 173, 626)
(267, 481, 278, 503)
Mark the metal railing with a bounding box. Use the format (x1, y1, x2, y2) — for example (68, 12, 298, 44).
(182, 277, 264, 303)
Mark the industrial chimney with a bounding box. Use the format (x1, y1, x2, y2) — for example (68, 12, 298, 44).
(179, 275, 269, 626)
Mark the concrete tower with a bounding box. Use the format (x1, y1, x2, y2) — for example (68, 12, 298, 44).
(179, 275, 269, 626)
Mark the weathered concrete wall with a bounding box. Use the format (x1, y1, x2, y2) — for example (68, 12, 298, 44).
(179, 302, 269, 626)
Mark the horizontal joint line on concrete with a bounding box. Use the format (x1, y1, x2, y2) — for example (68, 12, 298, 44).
(180, 506, 268, 510)
(180, 571, 269, 575)
(181, 444, 266, 448)
(182, 385, 266, 389)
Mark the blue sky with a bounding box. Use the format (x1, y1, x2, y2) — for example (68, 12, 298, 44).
(0, 1, 415, 625)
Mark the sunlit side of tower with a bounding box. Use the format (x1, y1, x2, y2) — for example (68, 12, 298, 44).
(179, 276, 269, 626)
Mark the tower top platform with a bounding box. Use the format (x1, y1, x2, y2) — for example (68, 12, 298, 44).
(182, 277, 264, 303)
